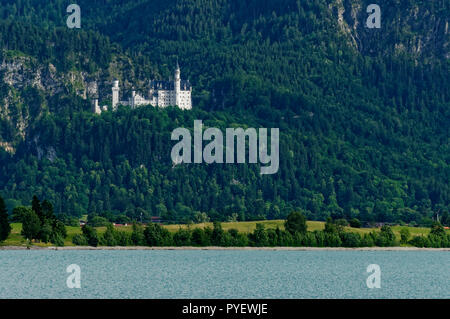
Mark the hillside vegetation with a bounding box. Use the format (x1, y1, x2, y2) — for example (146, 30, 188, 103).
(0, 0, 448, 225)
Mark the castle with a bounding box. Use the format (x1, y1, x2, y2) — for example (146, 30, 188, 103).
(92, 63, 192, 113)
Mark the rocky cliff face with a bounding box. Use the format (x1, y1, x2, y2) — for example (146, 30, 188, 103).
(0, 53, 103, 153)
(0, 49, 165, 154)
(0, 54, 102, 97)
(330, 0, 449, 60)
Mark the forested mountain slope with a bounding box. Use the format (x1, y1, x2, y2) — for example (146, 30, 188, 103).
(0, 0, 448, 225)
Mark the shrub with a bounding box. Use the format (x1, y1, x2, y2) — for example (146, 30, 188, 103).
(173, 228, 191, 246)
(361, 234, 375, 247)
(303, 232, 318, 247)
(144, 223, 172, 246)
(72, 234, 88, 246)
(115, 231, 132, 246)
(335, 219, 349, 227)
(40, 222, 53, 243)
(50, 232, 65, 246)
(314, 231, 325, 247)
(53, 220, 67, 239)
(82, 225, 99, 247)
(325, 232, 342, 247)
(102, 223, 117, 246)
(131, 223, 145, 246)
(430, 222, 446, 237)
(191, 228, 209, 246)
(266, 229, 278, 246)
(250, 224, 269, 247)
(292, 232, 305, 247)
(340, 232, 361, 247)
(376, 225, 397, 247)
(409, 236, 430, 248)
(324, 217, 338, 234)
(211, 222, 225, 246)
(399, 228, 411, 244)
(277, 230, 294, 246)
(88, 216, 109, 227)
(231, 231, 249, 247)
(284, 212, 307, 235)
(349, 218, 361, 228)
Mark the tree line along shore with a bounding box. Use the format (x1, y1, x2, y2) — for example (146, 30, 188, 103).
(1, 196, 449, 249)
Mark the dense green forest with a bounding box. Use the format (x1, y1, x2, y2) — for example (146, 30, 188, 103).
(0, 0, 448, 225)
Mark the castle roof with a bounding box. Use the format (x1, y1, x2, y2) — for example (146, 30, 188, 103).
(150, 80, 191, 91)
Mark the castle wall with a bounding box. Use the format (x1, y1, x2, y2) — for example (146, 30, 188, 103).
(178, 90, 192, 110)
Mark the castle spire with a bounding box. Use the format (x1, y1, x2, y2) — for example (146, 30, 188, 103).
(112, 79, 120, 110)
(175, 59, 181, 107)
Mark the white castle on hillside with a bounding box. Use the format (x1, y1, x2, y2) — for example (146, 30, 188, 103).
(92, 63, 192, 113)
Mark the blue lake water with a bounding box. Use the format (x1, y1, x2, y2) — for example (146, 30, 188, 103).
(0, 250, 448, 299)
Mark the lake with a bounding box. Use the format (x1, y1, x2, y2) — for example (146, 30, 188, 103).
(0, 250, 448, 299)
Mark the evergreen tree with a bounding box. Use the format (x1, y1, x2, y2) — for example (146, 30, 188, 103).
(0, 195, 11, 242)
(32, 196, 44, 225)
(21, 208, 41, 242)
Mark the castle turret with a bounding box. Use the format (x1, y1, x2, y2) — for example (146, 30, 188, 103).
(92, 98, 101, 114)
(131, 90, 136, 109)
(174, 62, 181, 107)
(112, 80, 120, 110)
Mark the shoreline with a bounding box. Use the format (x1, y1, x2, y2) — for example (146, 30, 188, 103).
(1, 245, 449, 251)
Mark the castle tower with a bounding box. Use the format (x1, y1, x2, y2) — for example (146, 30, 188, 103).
(174, 61, 181, 107)
(148, 80, 154, 98)
(92, 98, 101, 114)
(112, 80, 120, 110)
(131, 90, 136, 109)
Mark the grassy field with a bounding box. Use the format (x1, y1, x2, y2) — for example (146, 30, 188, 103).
(0, 223, 83, 247)
(2, 220, 446, 247)
(163, 220, 441, 240)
